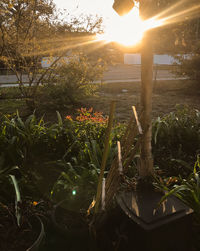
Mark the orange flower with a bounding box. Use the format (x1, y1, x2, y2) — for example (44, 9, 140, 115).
(75, 107, 108, 124)
(32, 201, 38, 206)
(65, 115, 72, 121)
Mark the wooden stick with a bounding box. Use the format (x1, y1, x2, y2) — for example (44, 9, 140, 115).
(132, 106, 143, 135)
(117, 141, 123, 174)
(123, 136, 142, 173)
(95, 101, 116, 214)
(121, 115, 134, 146)
(122, 125, 138, 160)
(123, 126, 149, 173)
(101, 178, 106, 210)
(105, 158, 118, 188)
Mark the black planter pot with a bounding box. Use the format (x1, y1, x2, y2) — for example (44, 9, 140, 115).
(94, 186, 194, 251)
(115, 189, 194, 251)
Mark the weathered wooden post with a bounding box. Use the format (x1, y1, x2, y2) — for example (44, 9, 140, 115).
(113, 0, 154, 179)
(138, 0, 154, 178)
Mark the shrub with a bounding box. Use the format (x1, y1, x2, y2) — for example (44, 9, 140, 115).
(65, 108, 108, 142)
(152, 105, 200, 176)
(173, 52, 200, 80)
(37, 55, 105, 109)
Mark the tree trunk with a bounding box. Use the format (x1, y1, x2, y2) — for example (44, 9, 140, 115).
(139, 1, 154, 178)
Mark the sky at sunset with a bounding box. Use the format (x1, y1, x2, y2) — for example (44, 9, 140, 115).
(53, 0, 116, 19)
(52, 1, 165, 46)
(53, 0, 146, 46)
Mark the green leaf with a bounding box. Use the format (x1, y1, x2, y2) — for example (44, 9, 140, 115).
(56, 111, 63, 127)
(16, 111, 25, 129)
(9, 174, 21, 227)
(171, 158, 192, 171)
(25, 114, 35, 129)
(159, 185, 189, 205)
(0, 166, 19, 177)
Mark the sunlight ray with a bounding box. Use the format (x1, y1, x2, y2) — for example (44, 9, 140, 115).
(22, 37, 101, 57)
(158, 4, 200, 26)
(98, 1, 200, 46)
(34, 35, 96, 45)
(151, 0, 188, 20)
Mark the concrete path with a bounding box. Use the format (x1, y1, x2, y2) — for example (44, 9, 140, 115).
(102, 65, 176, 81)
(0, 65, 184, 87)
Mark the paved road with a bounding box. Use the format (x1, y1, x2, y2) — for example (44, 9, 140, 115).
(102, 65, 177, 81)
(0, 65, 182, 86)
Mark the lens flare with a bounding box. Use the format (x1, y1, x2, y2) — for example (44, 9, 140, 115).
(97, 7, 144, 46)
(96, 2, 200, 47)
(72, 190, 77, 196)
(96, 6, 164, 46)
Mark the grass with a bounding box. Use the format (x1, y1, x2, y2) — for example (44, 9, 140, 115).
(85, 80, 200, 122)
(0, 99, 26, 116)
(0, 80, 199, 122)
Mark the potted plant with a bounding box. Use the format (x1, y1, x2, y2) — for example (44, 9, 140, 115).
(91, 1, 194, 250)
(0, 166, 45, 251)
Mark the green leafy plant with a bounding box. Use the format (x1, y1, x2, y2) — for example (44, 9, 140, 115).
(152, 105, 200, 176)
(156, 155, 200, 218)
(37, 55, 105, 109)
(50, 158, 98, 211)
(0, 169, 46, 251)
(65, 108, 108, 142)
(173, 52, 200, 81)
(0, 109, 123, 212)
(50, 107, 119, 212)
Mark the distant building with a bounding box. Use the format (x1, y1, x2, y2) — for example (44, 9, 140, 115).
(124, 54, 141, 64)
(124, 54, 188, 65)
(41, 50, 77, 68)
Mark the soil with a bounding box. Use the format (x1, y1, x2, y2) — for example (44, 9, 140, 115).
(0, 204, 41, 251)
(48, 205, 92, 251)
(54, 206, 87, 233)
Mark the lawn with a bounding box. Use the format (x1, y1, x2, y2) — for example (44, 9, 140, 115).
(85, 80, 200, 121)
(0, 80, 199, 122)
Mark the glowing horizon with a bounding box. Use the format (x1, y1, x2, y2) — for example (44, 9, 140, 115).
(96, 1, 200, 47)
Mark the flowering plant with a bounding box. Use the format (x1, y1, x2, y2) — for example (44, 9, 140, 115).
(66, 107, 108, 124)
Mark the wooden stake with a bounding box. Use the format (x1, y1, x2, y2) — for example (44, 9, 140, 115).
(132, 106, 143, 135)
(117, 141, 123, 174)
(94, 101, 116, 214)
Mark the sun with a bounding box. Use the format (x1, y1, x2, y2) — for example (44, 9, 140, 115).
(97, 6, 144, 46)
(97, 6, 163, 46)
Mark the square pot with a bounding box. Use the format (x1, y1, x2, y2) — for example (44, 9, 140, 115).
(115, 190, 194, 251)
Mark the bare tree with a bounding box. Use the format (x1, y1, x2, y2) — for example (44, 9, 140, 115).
(0, 0, 105, 110)
(0, 0, 60, 106)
